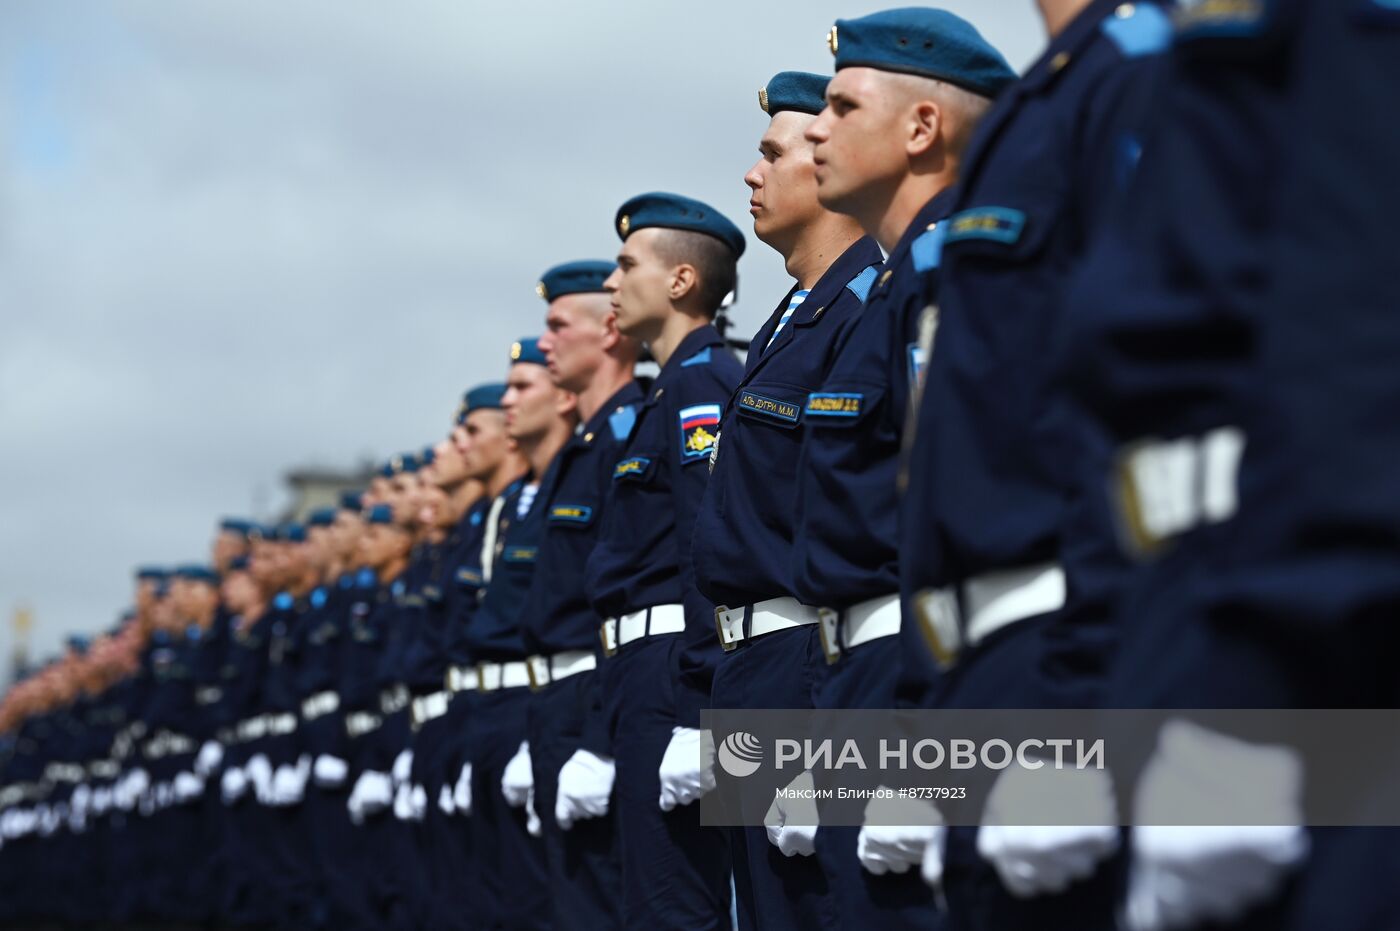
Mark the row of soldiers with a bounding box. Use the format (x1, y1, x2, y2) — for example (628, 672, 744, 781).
(5, 1, 1400, 928)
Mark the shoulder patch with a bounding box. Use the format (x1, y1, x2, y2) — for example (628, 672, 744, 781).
(680, 347, 712, 368)
(613, 456, 652, 480)
(908, 342, 928, 394)
(608, 404, 638, 442)
(737, 390, 802, 425)
(911, 224, 947, 272)
(311, 587, 329, 609)
(469, 510, 483, 527)
(844, 265, 880, 303)
(548, 504, 595, 525)
(273, 592, 294, 611)
(805, 392, 864, 419)
(944, 207, 1026, 247)
(1101, 2, 1172, 56)
(678, 404, 722, 461)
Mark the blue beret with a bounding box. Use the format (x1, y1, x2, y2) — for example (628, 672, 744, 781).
(760, 71, 829, 116)
(537, 261, 615, 302)
(378, 461, 397, 478)
(367, 504, 395, 525)
(175, 565, 220, 584)
(227, 556, 251, 572)
(136, 567, 169, 581)
(510, 337, 548, 366)
(420, 446, 437, 466)
(219, 518, 255, 537)
(457, 383, 507, 425)
(308, 507, 337, 527)
(339, 490, 364, 511)
(66, 635, 91, 655)
(829, 8, 1017, 99)
(615, 192, 746, 258)
(277, 524, 307, 543)
(395, 453, 420, 475)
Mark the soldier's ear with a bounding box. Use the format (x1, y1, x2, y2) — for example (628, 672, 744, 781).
(555, 389, 579, 419)
(906, 98, 942, 160)
(669, 262, 699, 303)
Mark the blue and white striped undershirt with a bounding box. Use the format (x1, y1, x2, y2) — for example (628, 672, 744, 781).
(764, 289, 810, 352)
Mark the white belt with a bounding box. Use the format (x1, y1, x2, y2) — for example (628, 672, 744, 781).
(43, 763, 86, 784)
(88, 760, 120, 780)
(301, 691, 341, 721)
(410, 691, 451, 729)
(716, 596, 821, 651)
(845, 594, 902, 649)
(236, 716, 267, 743)
(477, 661, 531, 692)
(345, 711, 384, 738)
(915, 561, 1066, 666)
(195, 686, 224, 706)
(265, 712, 297, 736)
(445, 665, 481, 694)
(526, 650, 597, 690)
(143, 731, 196, 760)
(602, 604, 687, 656)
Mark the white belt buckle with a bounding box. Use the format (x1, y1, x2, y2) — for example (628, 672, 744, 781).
(714, 605, 742, 652)
(526, 655, 550, 691)
(817, 608, 841, 665)
(600, 619, 618, 657)
(914, 586, 962, 668)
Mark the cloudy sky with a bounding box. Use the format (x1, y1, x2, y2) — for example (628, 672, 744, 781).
(0, 2, 1043, 669)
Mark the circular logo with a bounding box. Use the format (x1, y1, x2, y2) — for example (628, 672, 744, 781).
(718, 731, 764, 778)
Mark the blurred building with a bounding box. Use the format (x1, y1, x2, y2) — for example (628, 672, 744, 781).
(275, 461, 377, 524)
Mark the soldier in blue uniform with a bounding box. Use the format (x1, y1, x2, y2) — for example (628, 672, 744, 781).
(584, 191, 745, 929)
(779, 13, 1017, 928)
(433, 382, 524, 931)
(1051, 2, 1400, 928)
(889, 0, 1172, 927)
(470, 337, 576, 930)
(517, 260, 641, 928)
(688, 68, 878, 931)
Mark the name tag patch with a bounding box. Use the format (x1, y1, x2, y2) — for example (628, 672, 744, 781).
(503, 546, 537, 564)
(805, 392, 863, 418)
(613, 456, 652, 480)
(737, 390, 801, 425)
(548, 504, 595, 525)
(1174, 0, 1269, 36)
(679, 404, 722, 461)
(455, 567, 483, 588)
(944, 207, 1026, 246)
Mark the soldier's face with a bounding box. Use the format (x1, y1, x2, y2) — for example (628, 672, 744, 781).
(807, 67, 907, 218)
(461, 409, 509, 480)
(212, 531, 247, 573)
(539, 293, 613, 394)
(431, 436, 468, 487)
(746, 111, 825, 251)
(606, 229, 673, 339)
(502, 362, 564, 444)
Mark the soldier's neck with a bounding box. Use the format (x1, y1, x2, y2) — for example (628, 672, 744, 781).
(647, 313, 708, 368)
(1037, 0, 1093, 39)
(783, 216, 864, 290)
(575, 362, 635, 423)
(485, 456, 529, 499)
(874, 172, 957, 255)
(520, 418, 575, 480)
(378, 556, 408, 584)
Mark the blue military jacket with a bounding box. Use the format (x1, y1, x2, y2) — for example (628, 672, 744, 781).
(521, 382, 643, 657)
(259, 592, 305, 715)
(790, 198, 952, 611)
(586, 323, 743, 726)
(338, 569, 387, 714)
(694, 236, 883, 609)
(441, 497, 495, 671)
(898, 0, 1171, 702)
(467, 473, 550, 662)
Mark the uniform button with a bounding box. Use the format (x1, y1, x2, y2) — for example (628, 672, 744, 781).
(654, 388, 665, 400)
(927, 222, 938, 231)
(1115, 2, 1135, 17)
(584, 432, 595, 443)
(1050, 51, 1071, 73)
(879, 269, 893, 286)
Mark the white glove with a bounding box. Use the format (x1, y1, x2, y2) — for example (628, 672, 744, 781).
(525, 788, 542, 837)
(411, 784, 427, 820)
(92, 786, 112, 816)
(272, 765, 305, 807)
(439, 784, 456, 816)
(1125, 721, 1309, 931)
(658, 727, 716, 811)
(858, 792, 945, 876)
(70, 784, 92, 818)
(764, 771, 819, 857)
(977, 764, 1120, 897)
(221, 766, 248, 804)
(453, 762, 473, 816)
(394, 781, 415, 820)
(392, 749, 415, 785)
(194, 740, 224, 777)
(555, 750, 615, 830)
(314, 754, 349, 789)
(502, 741, 533, 808)
(173, 771, 205, 804)
(348, 770, 393, 824)
(245, 753, 273, 805)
